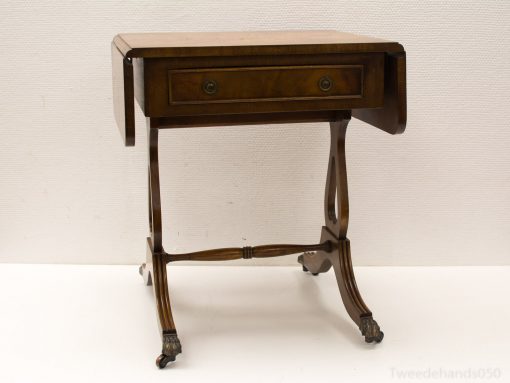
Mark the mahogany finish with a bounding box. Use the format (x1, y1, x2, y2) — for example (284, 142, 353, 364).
(112, 30, 406, 368)
(114, 30, 404, 58)
(168, 65, 364, 104)
(298, 116, 383, 342)
(137, 52, 384, 120)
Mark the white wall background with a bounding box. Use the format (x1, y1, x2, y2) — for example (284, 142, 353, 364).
(0, 1, 509, 266)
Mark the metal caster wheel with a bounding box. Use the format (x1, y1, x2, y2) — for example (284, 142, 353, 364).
(156, 354, 175, 369)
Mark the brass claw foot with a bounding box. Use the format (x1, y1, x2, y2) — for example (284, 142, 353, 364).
(360, 316, 384, 343)
(156, 333, 182, 369)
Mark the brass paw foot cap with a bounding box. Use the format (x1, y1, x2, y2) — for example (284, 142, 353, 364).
(156, 333, 182, 369)
(360, 316, 384, 343)
(162, 333, 182, 357)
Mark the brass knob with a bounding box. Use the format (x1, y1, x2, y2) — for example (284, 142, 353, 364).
(202, 80, 218, 95)
(318, 76, 333, 92)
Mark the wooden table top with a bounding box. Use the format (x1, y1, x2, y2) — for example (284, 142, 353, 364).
(112, 30, 406, 146)
(113, 30, 404, 58)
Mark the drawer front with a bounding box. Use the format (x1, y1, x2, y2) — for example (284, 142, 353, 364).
(168, 65, 363, 105)
(141, 53, 384, 117)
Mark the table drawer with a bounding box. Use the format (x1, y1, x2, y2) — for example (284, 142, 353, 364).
(138, 53, 384, 117)
(168, 65, 363, 105)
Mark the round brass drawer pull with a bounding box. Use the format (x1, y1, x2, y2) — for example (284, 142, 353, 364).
(318, 76, 333, 92)
(202, 80, 218, 95)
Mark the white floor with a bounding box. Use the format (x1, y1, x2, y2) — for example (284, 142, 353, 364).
(0, 264, 508, 383)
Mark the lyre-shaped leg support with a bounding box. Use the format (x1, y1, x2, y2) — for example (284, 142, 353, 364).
(139, 121, 182, 368)
(298, 115, 384, 343)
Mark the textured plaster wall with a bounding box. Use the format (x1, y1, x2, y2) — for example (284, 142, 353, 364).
(1, 1, 509, 265)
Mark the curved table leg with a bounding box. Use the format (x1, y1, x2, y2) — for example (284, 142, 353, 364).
(149, 240, 182, 368)
(321, 228, 384, 343)
(299, 115, 384, 343)
(140, 122, 182, 368)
